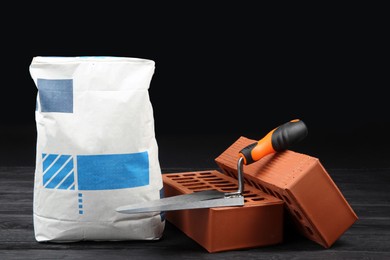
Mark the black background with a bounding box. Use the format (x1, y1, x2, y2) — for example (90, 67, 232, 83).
(1, 3, 388, 169)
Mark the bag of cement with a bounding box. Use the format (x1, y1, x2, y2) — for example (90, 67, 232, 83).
(29, 56, 165, 242)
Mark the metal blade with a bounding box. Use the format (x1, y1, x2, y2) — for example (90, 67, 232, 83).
(116, 190, 244, 214)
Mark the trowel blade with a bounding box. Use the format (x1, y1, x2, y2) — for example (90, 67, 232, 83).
(116, 190, 244, 214)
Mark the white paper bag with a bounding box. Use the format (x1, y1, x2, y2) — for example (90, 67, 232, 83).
(29, 56, 165, 242)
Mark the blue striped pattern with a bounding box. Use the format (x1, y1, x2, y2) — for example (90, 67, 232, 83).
(42, 154, 75, 190)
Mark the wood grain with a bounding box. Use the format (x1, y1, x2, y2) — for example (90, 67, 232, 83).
(1, 167, 389, 259)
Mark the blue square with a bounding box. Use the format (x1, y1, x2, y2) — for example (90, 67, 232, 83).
(38, 79, 73, 113)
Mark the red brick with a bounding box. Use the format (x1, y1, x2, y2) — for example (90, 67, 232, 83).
(215, 136, 358, 248)
(163, 170, 284, 253)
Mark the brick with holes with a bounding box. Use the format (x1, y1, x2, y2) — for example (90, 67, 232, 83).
(162, 170, 284, 253)
(215, 136, 358, 248)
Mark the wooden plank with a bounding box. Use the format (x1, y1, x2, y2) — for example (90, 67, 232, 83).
(0, 166, 389, 258)
(1, 249, 390, 259)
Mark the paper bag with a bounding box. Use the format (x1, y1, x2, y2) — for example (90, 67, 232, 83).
(29, 56, 165, 242)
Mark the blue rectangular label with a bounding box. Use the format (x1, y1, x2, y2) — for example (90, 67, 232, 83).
(77, 152, 149, 190)
(37, 78, 73, 113)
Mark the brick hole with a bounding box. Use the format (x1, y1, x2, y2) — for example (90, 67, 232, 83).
(182, 173, 196, 176)
(187, 185, 212, 190)
(273, 191, 283, 200)
(243, 193, 258, 198)
(182, 182, 206, 187)
(198, 172, 214, 175)
(305, 226, 314, 236)
(226, 170, 236, 178)
(165, 175, 180, 178)
(197, 175, 217, 179)
(251, 197, 265, 201)
(177, 179, 200, 184)
(209, 180, 229, 184)
(244, 177, 251, 184)
(251, 182, 261, 189)
(204, 178, 225, 182)
(248, 180, 258, 188)
(261, 188, 269, 195)
(242, 190, 251, 194)
(200, 176, 224, 181)
(200, 178, 222, 183)
(255, 183, 267, 193)
(294, 209, 303, 220)
(172, 177, 193, 181)
(282, 195, 292, 204)
(215, 184, 236, 188)
(266, 188, 274, 195)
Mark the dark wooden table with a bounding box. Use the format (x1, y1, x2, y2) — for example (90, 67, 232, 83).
(1, 166, 389, 259)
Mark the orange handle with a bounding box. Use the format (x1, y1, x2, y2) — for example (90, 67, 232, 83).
(239, 119, 308, 165)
